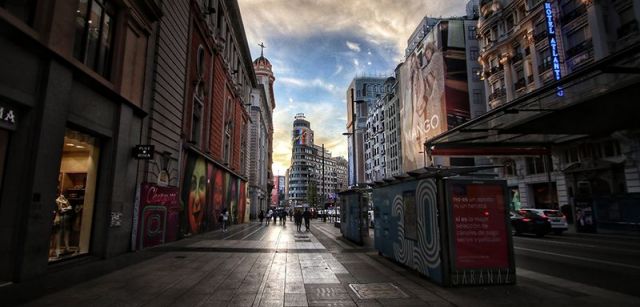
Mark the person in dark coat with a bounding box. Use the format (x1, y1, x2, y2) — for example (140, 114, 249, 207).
(258, 210, 264, 225)
(302, 208, 311, 232)
(281, 210, 287, 226)
(294, 210, 303, 232)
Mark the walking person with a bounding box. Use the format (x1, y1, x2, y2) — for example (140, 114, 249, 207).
(281, 210, 287, 226)
(221, 208, 229, 232)
(266, 209, 272, 225)
(258, 210, 264, 225)
(294, 210, 303, 232)
(302, 208, 311, 232)
(273, 210, 277, 224)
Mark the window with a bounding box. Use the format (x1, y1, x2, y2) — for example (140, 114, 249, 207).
(191, 45, 206, 144)
(472, 68, 481, 81)
(223, 98, 233, 164)
(566, 26, 590, 49)
(539, 48, 552, 70)
(472, 89, 482, 105)
(526, 157, 549, 174)
(73, 0, 116, 78)
(50, 129, 100, 262)
(470, 47, 479, 60)
(468, 25, 477, 39)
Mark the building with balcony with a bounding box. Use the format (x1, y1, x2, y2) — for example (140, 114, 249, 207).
(345, 76, 387, 187)
(476, 0, 640, 211)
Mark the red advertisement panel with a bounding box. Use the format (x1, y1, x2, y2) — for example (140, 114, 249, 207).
(450, 183, 508, 269)
(139, 183, 180, 248)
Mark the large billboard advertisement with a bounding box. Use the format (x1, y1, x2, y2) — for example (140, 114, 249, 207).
(446, 179, 515, 285)
(400, 20, 471, 172)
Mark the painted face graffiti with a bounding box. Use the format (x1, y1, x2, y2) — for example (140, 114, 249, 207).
(188, 158, 206, 233)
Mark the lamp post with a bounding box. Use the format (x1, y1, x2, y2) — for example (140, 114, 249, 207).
(345, 88, 366, 188)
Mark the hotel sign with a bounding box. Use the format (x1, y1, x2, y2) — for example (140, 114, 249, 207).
(545, 2, 564, 96)
(0, 102, 17, 131)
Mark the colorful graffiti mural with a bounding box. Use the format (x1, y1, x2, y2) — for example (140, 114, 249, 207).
(136, 183, 180, 249)
(180, 154, 247, 236)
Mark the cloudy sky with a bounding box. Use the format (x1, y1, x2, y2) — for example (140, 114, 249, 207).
(237, 0, 468, 176)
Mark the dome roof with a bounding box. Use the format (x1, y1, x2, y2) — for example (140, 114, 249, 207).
(253, 56, 271, 67)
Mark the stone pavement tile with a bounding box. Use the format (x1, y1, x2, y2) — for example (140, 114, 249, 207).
(307, 300, 357, 307)
(305, 284, 351, 301)
(285, 293, 309, 307)
(228, 294, 257, 307)
(285, 282, 306, 294)
(169, 293, 210, 307)
(260, 299, 285, 307)
(354, 300, 384, 307)
(211, 288, 237, 300)
(335, 273, 358, 284)
(376, 298, 432, 307)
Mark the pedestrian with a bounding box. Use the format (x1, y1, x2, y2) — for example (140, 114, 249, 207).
(266, 209, 272, 225)
(289, 209, 293, 222)
(273, 210, 277, 224)
(221, 209, 229, 232)
(258, 210, 264, 225)
(302, 208, 311, 232)
(281, 210, 287, 226)
(294, 210, 303, 232)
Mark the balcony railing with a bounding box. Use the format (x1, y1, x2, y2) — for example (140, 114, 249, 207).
(561, 4, 587, 25)
(527, 75, 534, 83)
(534, 32, 547, 43)
(488, 88, 506, 101)
(565, 39, 593, 58)
(617, 20, 639, 38)
(490, 64, 503, 74)
(538, 62, 552, 72)
(514, 78, 526, 90)
(512, 52, 524, 63)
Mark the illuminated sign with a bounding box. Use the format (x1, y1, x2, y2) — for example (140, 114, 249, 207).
(545, 2, 564, 96)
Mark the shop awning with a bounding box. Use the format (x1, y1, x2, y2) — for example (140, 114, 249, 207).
(425, 42, 640, 159)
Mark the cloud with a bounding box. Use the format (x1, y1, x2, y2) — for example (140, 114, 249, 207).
(238, 0, 468, 61)
(353, 59, 359, 66)
(346, 41, 361, 52)
(333, 65, 343, 76)
(279, 77, 340, 95)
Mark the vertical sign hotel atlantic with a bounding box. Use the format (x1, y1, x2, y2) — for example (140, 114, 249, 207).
(545, 2, 564, 96)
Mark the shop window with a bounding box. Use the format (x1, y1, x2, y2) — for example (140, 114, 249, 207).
(526, 156, 547, 174)
(0, 130, 8, 193)
(73, 0, 116, 78)
(50, 129, 99, 262)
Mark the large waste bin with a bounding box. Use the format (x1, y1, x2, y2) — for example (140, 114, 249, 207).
(372, 168, 515, 286)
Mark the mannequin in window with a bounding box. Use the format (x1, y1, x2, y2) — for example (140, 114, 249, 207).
(55, 194, 72, 256)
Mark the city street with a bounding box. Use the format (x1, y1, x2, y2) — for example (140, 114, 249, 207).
(513, 232, 640, 297)
(17, 220, 640, 307)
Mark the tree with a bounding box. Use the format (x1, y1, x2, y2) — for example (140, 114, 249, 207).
(307, 182, 318, 207)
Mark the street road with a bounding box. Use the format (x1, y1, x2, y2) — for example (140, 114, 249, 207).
(513, 232, 640, 297)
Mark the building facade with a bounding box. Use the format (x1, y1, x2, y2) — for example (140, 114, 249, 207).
(346, 77, 387, 186)
(477, 0, 640, 210)
(247, 51, 275, 219)
(398, 15, 484, 171)
(382, 76, 403, 179)
(288, 114, 348, 206)
(0, 0, 161, 286)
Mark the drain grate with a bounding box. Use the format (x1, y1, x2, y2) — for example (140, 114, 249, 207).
(348, 283, 409, 300)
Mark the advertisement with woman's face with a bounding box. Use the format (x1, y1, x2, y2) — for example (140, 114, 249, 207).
(400, 33, 446, 172)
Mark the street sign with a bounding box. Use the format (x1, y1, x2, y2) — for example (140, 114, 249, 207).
(134, 145, 155, 160)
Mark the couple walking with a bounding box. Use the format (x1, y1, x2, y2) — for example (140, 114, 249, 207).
(294, 208, 311, 232)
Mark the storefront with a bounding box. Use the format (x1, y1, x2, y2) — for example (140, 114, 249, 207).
(49, 129, 100, 262)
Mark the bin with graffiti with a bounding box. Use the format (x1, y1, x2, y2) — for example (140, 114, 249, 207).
(371, 168, 515, 286)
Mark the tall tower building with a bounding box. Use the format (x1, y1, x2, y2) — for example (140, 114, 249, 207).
(248, 46, 276, 218)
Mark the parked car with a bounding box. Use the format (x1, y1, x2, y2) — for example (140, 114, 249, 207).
(520, 208, 568, 235)
(510, 210, 551, 237)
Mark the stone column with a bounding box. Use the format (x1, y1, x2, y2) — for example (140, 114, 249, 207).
(502, 55, 514, 102)
(529, 37, 542, 88)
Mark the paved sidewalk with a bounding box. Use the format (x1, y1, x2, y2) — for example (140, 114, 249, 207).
(17, 221, 640, 307)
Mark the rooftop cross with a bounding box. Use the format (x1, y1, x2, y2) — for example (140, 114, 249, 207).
(258, 42, 266, 57)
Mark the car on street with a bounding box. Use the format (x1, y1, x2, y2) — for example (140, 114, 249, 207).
(520, 208, 568, 235)
(510, 210, 551, 237)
